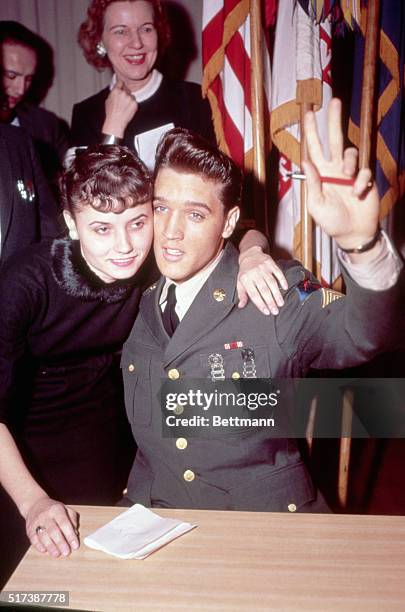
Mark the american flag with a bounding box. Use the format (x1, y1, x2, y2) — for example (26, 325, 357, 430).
(201, 0, 272, 171)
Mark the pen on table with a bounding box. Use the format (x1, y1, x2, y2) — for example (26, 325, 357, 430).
(286, 172, 373, 188)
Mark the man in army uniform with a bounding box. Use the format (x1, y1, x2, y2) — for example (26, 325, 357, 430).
(122, 99, 402, 512)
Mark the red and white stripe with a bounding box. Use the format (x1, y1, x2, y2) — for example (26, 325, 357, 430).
(202, 1, 270, 170)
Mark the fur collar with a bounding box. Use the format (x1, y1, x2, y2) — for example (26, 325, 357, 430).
(50, 238, 138, 303)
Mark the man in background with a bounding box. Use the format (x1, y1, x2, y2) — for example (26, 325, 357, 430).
(0, 21, 69, 185)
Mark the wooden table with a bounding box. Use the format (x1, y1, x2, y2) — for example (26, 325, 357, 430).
(4, 506, 405, 611)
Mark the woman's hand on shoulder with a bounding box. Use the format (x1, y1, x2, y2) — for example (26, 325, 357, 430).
(237, 246, 288, 316)
(103, 79, 138, 139)
(25, 496, 80, 557)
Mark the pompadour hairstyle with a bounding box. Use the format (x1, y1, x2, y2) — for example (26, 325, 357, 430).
(154, 128, 243, 212)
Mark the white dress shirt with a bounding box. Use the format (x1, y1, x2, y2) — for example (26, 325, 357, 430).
(159, 251, 224, 321)
(338, 231, 401, 290)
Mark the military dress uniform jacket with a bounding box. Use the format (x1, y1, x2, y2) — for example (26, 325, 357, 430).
(122, 242, 399, 512)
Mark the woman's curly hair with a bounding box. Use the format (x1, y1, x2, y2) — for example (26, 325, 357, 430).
(60, 145, 152, 214)
(78, 0, 170, 70)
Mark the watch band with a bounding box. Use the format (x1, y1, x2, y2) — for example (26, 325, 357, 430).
(339, 229, 382, 254)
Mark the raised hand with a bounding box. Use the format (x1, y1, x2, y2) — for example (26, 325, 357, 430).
(303, 98, 380, 253)
(26, 496, 80, 557)
(102, 78, 138, 138)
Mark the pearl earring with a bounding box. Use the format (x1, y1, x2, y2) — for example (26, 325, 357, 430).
(96, 42, 107, 57)
(69, 228, 78, 240)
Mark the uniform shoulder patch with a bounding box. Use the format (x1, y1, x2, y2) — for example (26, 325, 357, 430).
(143, 282, 157, 295)
(321, 288, 344, 308)
(295, 275, 322, 304)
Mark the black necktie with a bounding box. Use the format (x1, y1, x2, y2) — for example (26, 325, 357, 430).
(162, 284, 179, 336)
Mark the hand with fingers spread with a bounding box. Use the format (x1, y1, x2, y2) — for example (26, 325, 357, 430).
(237, 246, 288, 316)
(26, 496, 80, 558)
(303, 98, 380, 259)
(102, 79, 138, 139)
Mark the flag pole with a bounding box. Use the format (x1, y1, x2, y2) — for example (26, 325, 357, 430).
(250, 0, 269, 234)
(337, 0, 381, 508)
(359, 0, 381, 169)
(299, 103, 313, 271)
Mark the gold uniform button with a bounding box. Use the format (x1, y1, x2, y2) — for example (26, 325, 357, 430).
(174, 404, 184, 415)
(176, 438, 188, 450)
(231, 371, 240, 380)
(128, 364, 135, 373)
(183, 469, 195, 482)
(213, 288, 226, 302)
(288, 503, 297, 513)
(168, 368, 180, 380)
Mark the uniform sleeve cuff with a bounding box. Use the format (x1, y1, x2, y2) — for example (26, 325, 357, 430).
(338, 231, 402, 290)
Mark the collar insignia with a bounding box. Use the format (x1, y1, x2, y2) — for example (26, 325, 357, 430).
(213, 288, 226, 302)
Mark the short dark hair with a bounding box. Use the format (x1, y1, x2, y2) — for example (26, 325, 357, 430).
(60, 145, 152, 215)
(0, 21, 40, 53)
(154, 128, 242, 212)
(78, 0, 170, 70)
(0, 21, 54, 104)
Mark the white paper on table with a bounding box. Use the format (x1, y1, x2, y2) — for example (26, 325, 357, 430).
(83, 504, 197, 559)
(134, 123, 174, 169)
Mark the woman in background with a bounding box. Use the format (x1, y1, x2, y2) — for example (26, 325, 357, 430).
(71, 0, 214, 153)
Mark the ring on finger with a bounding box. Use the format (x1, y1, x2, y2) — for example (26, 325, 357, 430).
(35, 525, 46, 535)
